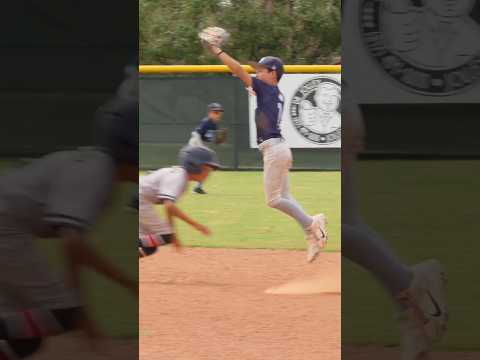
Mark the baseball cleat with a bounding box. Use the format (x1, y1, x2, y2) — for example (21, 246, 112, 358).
(396, 259, 448, 359)
(306, 238, 321, 263)
(311, 213, 328, 247)
(193, 187, 207, 194)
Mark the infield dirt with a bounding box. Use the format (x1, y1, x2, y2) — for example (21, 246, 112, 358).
(140, 247, 340, 360)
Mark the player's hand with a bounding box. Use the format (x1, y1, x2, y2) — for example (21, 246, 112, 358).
(194, 223, 211, 236)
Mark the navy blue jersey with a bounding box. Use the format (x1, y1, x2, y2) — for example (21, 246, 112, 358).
(251, 77, 284, 144)
(195, 117, 218, 142)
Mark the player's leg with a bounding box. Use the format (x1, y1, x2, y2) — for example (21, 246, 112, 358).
(342, 161, 413, 296)
(342, 161, 448, 356)
(139, 194, 172, 236)
(188, 134, 209, 194)
(280, 170, 326, 237)
(263, 143, 316, 229)
(279, 172, 306, 215)
(193, 182, 206, 194)
(342, 221, 447, 357)
(138, 194, 175, 257)
(278, 167, 326, 262)
(340, 98, 411, 294)
(188, 131, 203, 147)
(138, 233, 174, 258)
(0, 307, 89, 359)
(342, 224, 413, 295)
(0, 224, 85, 358)
(342, 89, 448, 356)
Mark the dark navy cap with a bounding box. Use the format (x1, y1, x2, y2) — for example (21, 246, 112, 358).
(249, 56, 284, 80)
(207, 102, 224, 112)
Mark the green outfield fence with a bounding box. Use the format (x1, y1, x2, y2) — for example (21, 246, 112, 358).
(139, 65, 341, 171)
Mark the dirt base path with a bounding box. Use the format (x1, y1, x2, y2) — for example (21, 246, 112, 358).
(140, 248, 340, 360)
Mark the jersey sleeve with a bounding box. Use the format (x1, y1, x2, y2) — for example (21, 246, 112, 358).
(156, 169, 187, 202)
(44, 153, 115, 231)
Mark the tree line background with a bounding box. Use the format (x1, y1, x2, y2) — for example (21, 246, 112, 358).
(140, 0, 340, 65)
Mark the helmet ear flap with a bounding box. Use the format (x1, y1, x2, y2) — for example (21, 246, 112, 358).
(185, 160, 202, 174)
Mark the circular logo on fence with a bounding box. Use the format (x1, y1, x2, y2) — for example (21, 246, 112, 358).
(361, 0, 480, 95)
(289, 77, 341, 145)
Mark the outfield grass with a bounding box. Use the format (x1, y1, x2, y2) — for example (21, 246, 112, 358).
(149, 171, 341, 252)
(343, 160, 480, 350)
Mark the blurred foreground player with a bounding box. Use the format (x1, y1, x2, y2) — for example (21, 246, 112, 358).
(0, 73, 138, 359)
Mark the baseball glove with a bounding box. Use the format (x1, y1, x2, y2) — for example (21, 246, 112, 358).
(214, 129, 228, 144)
(198, 27, 230, 47)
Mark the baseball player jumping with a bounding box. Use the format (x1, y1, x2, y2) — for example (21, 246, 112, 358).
(342, 83, 448, 359)
(188, 102, 225, 194)
(138, 146, 221, 258)
(202, 42, 327, 263)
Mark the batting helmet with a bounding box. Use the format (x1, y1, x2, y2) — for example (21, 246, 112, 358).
(179, 146, 222, 174)
(94, 96, 138, 166)
(94, 61, 138, 166)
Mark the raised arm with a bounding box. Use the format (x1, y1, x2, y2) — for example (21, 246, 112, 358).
(205, 44, 252, 88)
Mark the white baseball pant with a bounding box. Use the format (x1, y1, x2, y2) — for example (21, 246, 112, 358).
(259, 138, 313, 229)
(139, 193, 173, 237)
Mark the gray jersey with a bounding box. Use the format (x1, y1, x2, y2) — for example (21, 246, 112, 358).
(0, 149, 115, 237)
(139, 166, 188, 203)
(139, 167, 189, 236)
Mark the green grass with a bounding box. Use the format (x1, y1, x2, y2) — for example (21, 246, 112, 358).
(343, 160, 480, 351)
(146, 171, 341, 251)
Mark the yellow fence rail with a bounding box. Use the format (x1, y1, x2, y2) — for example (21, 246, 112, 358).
(139, 64, 341, 74)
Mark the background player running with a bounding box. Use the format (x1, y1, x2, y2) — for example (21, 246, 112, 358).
(138, 146, 221, 258)
(188, 102, 225, 194)
(201, 41, 326, 263)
